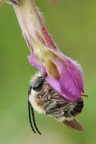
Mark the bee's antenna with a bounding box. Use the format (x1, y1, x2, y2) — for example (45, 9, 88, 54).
(28, 101, 36, 133)
(31, 106, 42, 135)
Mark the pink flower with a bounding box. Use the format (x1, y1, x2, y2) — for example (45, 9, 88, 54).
(28, 46, 84, 100)
(1, 0, 84, 100)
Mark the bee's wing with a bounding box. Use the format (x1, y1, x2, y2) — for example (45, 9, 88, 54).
(63, 118, 83, 131)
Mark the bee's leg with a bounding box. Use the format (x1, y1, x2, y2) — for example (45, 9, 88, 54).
(46, 108, 64, 116)
(40, 89, 49, 101)
(45, 102, 65, 116)
(44, 101, 57, 111)
(46, 108, 72, 117)
(45, 101, 69, 117)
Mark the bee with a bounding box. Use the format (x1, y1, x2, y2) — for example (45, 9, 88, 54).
(28, 73, 84, 135)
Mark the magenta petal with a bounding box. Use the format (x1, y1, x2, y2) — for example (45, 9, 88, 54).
(64, 57, 84, 93)
(46, 60, 81, 100)
(28, 52, 46, 76)
(28, 52, 41, 70)
(45, 49, 84, 100)
(46, 76, 78, 100)
(55, 59, 81, 99)
(48, 48, 84, 92)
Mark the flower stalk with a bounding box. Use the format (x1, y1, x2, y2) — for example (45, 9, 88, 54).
(13, 0, 59, 78)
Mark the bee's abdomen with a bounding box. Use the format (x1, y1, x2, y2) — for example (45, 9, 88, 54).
(70, 99, 84, 116)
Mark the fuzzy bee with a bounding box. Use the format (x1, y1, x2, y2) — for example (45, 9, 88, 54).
(28, 73, 84, 135)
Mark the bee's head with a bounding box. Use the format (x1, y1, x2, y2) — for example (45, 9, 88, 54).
(28, 74, 45, 135)
(28, 74, 44, 97)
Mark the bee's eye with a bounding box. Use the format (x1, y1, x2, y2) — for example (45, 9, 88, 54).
(32, 77, 44, 91)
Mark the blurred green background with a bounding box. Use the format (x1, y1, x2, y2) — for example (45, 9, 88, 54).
(0, 0, 95, 144)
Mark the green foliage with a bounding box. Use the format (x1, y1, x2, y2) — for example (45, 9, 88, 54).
(0, 1, 95, 144)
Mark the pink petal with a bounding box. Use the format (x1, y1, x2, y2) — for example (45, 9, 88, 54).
(48, 48, 84, 92)
(46, 58, 81, 100)
(45, 49, 84, 100)
(28, 52, 46, 76)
